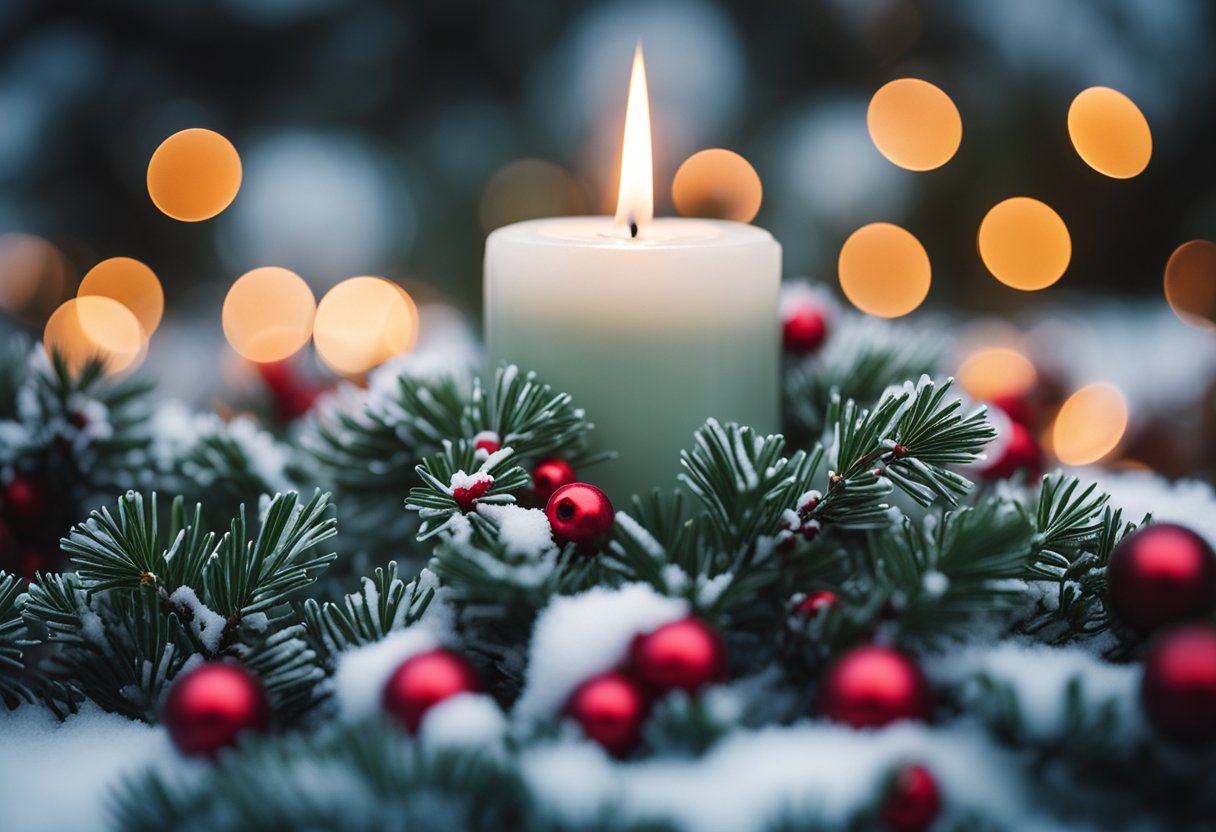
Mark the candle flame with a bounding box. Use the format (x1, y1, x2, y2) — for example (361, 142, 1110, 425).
(614, 44, 653, 236)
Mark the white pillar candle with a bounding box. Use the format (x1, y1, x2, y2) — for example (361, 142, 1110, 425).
(483, 47, 781, 502)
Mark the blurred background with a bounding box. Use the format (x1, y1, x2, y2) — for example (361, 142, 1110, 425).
(1, 0, 1215, 472)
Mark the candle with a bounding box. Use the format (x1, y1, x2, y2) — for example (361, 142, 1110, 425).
(484, 46, 781, 502)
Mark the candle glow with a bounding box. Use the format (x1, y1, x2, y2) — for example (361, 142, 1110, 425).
(614, 44, 654, 237)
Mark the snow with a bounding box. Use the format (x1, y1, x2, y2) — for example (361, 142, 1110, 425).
(331, 626, 439, 722)
(476, 503, 554, 556)
(0, 703, 178, 832)
(927, 640, 1144, 744)
(514, 584, 689, 721)
(168, 586, 227, 653)
(521, 720, 1046, 832)
(418, 693, 507, 752)
(448, 469, 493, 493)
(1095, 470, 1216, 550)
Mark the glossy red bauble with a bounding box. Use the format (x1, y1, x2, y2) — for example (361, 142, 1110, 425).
(532, 458, 577, 503)
(817, 645, 934, 728)
(1141, 623, 1216, 745)
(382, 648, 480, 733)
(545, 482, 614, 548)
(881, 764, 942, 832)
(565, 671, 648, 757)
(782, 305, 829, 354)
(630, 616, 728, 695)
(162, 663, 271, 757)
(980, 421, 1042, 481)
(988, 393, 1036, 429)
(793, 590, 839, 620)
(1106, 524, 1216, 634)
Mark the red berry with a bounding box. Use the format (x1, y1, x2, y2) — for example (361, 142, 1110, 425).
(783, 305, 829, 354)
(881, 764, 942, 832)
(1107, 524, 1216, 634)
(532, 458, 577, 502)
(162, 663, 271, 757)
(565, 671, 648, 757)
(545, 482, 614, 549)
(473, 431, 501, 455)
(793, 590, 839, 620)
(629, 617, 727, 695)
(818, 645, 933, 728)
(382, 648, 480, 733)
(452, 475, 493, 513)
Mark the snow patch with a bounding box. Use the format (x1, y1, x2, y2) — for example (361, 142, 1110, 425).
(515, 584, 689, 721)
(418, 692, 506, 752)
(168, 586, 227, 653)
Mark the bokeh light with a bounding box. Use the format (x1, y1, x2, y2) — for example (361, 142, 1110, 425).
(671, 148, 762, 223)
(147, 128, 242, 222)
(313, 276, 418, 377)
(77, 257, 164, 337)
(956, 347, 1037, 401)
(978, 197, 1071, 290)
(1163, 239, 1216, 330)
(222, 267, 316, 363)
(866, 78, 962, 171)
(1051, 382, 1128, 466)
(1067, 87, 1152, 179)
(43, 296, 147, 375)
(838, 223, 931, 318)
(0, 233, 73, 323)
(479, 159, 587, 232)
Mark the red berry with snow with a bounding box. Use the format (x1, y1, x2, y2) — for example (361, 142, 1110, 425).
(382, 648, 480, 733)
(451, 473, 493, 513)
(545, 482, 614, 548)
(162, 663, 271, 757)
(817, 645, 933, 728)
(532, 458, 576, 502)
(565, 671, 648, 757)
(782, 304, 829, 354)
(629, 617, 728, 695)
(1107, 524, 1216, 634)
(473, 431, 501, 455)
(793, 590, 838, 620)
(881, 763, 942, 832)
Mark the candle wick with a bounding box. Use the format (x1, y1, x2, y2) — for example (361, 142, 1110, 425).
(629, 220, 638, 239)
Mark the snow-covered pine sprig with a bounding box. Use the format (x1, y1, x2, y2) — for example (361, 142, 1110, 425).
(406, 441, 531, 539)
(0, 571, 34, 707)
(19, 490, 337, 722)
(303, 560, 436, 657)
(301, 363, 600, 561)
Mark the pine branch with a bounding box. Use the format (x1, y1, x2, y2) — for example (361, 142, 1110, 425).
(0, 571, 35, 707)
(303, 561, 436, 656)
(406, 441, 531, 539)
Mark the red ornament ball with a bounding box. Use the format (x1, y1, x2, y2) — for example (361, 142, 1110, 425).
(565, 670, 649, 757)
(1141, 623, 1216, 745)
(988, 392, 1036, 428)
(980, 421, 1042, 481)
(630, 616, 728, 695)
(1107, 524, 1216, 634)
(793, 590, 839, 620)
(1, 476, 49, 530)
(532, 458, 577, 502)
(546, 482, 614, 548)
(782, 305, 829, 354)
(382, 648, 480, 733)
(452, 474, 493, 513)
(818, 645, 934, 728)
(881, 763, 942, 832)
(162, 663, 270, 757)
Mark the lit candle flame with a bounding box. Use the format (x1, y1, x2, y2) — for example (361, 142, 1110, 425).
(614, 44, 653, 237)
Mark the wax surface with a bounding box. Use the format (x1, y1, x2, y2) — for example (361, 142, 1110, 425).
(485, 217, 781, 503)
